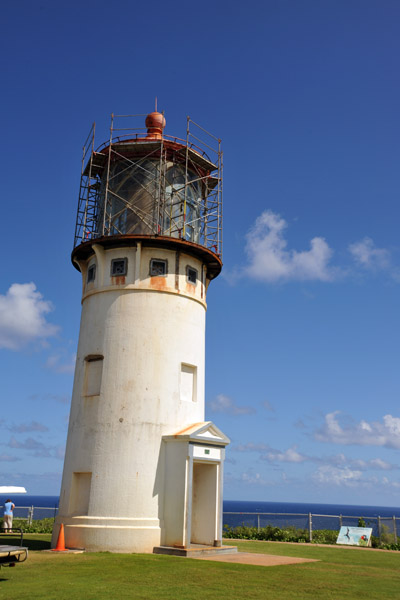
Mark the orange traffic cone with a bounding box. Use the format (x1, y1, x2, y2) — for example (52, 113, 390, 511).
(52, 523, 67, 552)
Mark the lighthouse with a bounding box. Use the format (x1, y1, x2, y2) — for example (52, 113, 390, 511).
(52, 110, 230, 553)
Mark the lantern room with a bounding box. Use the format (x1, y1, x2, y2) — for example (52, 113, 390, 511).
(74, 111, 222, 254)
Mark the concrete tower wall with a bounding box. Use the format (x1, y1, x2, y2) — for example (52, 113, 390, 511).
(54, 243, 210, 552)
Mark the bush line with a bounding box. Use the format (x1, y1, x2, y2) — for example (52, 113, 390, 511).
(223, 524, 400, 550)
(1, 518, 54, 534)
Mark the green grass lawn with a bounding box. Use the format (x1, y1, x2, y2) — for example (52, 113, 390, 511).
(1, 536, 400, 600)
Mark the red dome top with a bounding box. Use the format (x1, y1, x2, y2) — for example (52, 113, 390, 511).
(145, 111, 166, 139)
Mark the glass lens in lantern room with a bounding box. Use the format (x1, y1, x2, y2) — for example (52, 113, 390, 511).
(96, 158, 201, 243)
(163, 165, 201, 243)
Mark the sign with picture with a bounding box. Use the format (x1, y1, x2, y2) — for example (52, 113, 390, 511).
(336, 526, 373, 547)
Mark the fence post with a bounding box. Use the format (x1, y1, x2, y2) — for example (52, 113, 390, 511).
(393, 516, 397, 544)
(308, 513, 312, 542)
(339, 514, 342, 528)
(257, 514, 260, 532)
(378, 516, 382, 543)
(30, 506, 34, 526)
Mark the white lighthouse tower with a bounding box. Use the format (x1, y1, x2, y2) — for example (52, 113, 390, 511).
(53, 110, 230, 553)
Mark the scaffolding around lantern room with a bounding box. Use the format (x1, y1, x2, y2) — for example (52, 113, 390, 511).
(74, 113, 223, 258)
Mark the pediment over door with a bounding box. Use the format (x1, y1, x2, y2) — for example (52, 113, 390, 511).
(163, 421, 230, 446)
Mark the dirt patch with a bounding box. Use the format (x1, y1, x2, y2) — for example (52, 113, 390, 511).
(193, 552, 319, 567)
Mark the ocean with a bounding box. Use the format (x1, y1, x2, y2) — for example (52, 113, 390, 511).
(1, 495, 399, 535)
(223, 499, 400, 518)
(223, 500, 400, 535)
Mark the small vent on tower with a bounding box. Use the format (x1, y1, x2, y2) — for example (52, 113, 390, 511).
(111, 258, 127, 276)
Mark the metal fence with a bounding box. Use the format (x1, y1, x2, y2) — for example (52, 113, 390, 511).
(223, 512, 399, 544)
(0, 505, 58, 525)
(1, 506, 398, 544)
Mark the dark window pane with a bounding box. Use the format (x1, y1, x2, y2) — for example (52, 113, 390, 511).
(87, 264, 96, 283)
(150, 259, 167, 276)
(187, 267, 197, 284)
(111, 258, 127, 276)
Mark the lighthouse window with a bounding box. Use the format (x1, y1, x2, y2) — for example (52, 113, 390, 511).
(150, 259, 167, 277)
(111, 258, 127, 276)
(180, 363, 197, 403)
(87, 264, 96, 283)
(84, 355, 104, 397)
(187, 267, 197, 285)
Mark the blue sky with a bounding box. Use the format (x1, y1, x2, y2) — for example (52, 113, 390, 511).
(1, 0, 400, 506)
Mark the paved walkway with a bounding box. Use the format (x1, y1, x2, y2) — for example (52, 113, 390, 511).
(193, 552, 319, 567)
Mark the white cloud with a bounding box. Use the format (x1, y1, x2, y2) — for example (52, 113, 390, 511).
(9, 421, 49, 433)
(7, 437, 65, 460)
(234, 442, 269, 452)
(313, 467, 400, 490)
(369, 458, 393, 470)
(261, 446, 308, 464)
(45, 353, 76, 374)
(315, 411, 400, 449)
(54, 446, 65, 460)
(29, 394, 70, 405)
(48, 394, 70, 405)
(329, 453, 395, 471)
(238, 212, 400, 284)
(235, 442, 309, 463)
(382, 477, 400, 490)
(234, 441, 308, 463)
(349, 237, 390, 270)
(208, 394, 256, 416)
(312, 465, 363, 486)
(348, 237, 400, 281)
(239, 471, 271, 486)
(227, 469, 291, 487)
(243, 210, 337, 282)
(234, 439, 396, 473)
(8, 437, 48, 452)
(0, 283, 59, 350)
(262, 400, 275, 412)
(0, 454, 20, 462)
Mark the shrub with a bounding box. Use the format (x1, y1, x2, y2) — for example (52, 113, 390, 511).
(379, 523, 396, 546)
(223, 524, 308, 543)
(0, 518, 54, 534)
(311, 529, 338, 545)
(380, 542, 400, 551)
(358, 517, 366, 528)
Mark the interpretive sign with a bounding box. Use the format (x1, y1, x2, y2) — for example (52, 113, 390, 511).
(336, 526, 372, 547)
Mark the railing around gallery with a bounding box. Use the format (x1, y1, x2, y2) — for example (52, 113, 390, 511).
(1, 506, 398, 544)
(223, 511, 399, 543)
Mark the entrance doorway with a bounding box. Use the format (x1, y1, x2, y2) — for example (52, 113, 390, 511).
(190, 462, 218, 546)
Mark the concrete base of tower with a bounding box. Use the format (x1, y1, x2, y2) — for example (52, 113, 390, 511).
(52, 516, 161, 553)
